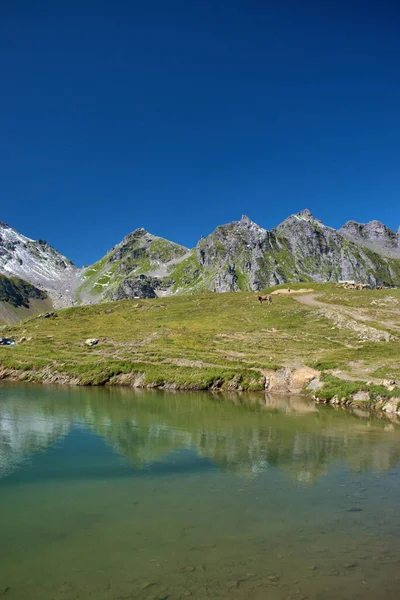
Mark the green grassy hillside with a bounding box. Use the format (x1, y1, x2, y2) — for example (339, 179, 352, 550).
(0, 274, 47, 307)
(0, 275, 52, 325)
(0, 283, 399, 401)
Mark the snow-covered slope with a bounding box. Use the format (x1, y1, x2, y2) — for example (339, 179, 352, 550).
(0, 221, 80, 307)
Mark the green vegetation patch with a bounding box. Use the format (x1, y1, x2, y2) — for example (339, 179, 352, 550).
(1, 284, 399, 393)
(164, 252, 203, 292)
(149, 238, 187, 263)
(0, 275, 47, 308)
(317, 374, 400, 402)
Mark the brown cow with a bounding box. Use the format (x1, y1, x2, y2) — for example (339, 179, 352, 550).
(257, 294, 272, 305)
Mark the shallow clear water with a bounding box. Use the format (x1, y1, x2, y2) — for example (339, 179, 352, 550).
(1, 384, 400, 600)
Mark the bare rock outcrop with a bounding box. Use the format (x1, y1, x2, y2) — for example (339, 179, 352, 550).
(263, 365, 320, 395)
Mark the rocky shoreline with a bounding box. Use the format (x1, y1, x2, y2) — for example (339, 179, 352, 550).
(313, 394, 400, 417)
(1, 363, 399, 418)
(265, 366, 400, 417)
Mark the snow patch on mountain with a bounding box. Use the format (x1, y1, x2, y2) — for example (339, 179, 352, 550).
(0, 221, 81, 307)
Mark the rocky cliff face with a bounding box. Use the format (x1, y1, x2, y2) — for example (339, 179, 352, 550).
(272, 209, 399, 286)
(0, 221, 80, 307)
(1, 211, 400, 305)
(339, 219, 400, 258)
(196, 215, 286, 291)
(193, 209, 400, 292)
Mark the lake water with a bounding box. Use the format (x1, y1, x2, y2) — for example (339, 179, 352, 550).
(1, 384, 400, 600)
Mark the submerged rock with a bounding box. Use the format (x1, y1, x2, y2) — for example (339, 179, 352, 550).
(176, 566, 196, 573)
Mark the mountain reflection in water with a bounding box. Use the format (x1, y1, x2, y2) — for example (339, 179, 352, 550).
(1, 383, 400, 600)
(1, 383, 399, 482)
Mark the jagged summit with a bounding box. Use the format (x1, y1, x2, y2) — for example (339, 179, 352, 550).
(292, 208, 328, 226)
(341, 220, 359, 233)
(298, 208, 313, 218)
(1, 210, 400, 314)
(122, 226, 148, 239)
(339, 219, 400, 259)
(107, 227, 188, 263)
(240, 214, 260, 226)
(239, 214, 267, 229)
(275, 208, 327, 234)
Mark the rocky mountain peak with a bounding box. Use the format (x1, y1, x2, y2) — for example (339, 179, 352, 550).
(363, 220, 393, 238)
(2, 210, 400, 312)
(341, 220, 360, 234)
(237, 215, 266, 234)
(295, 208, 328, 227)
(120, 227, 148, 243)
(132, 227, 147, 236)
(275, 208, 327, 234)
(339, 219, 400, 258)
(341, 219, 395, 238)
(298, 208, 313, 219)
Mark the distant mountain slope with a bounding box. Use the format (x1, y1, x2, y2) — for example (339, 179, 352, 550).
(339, 219, 400, 259)
(192, 210, 400, 292)
(0, 274, 53, 325)
(76, 228, 191, 302)
(272, 210, 400, 286)
(0, 221, 80, 306)
(1, 210, 400, 304)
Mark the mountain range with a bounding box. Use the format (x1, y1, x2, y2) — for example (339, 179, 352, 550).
(1, 210, 400, 320)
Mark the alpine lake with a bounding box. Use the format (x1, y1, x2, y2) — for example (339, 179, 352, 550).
(1, 383, 400, 600)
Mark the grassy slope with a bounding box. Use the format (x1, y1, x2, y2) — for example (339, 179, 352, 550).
(0, 275, 52, 325)
(0, 274, 47, 307)
(0, 283, 399, 397)
(0, 297, 53, 326)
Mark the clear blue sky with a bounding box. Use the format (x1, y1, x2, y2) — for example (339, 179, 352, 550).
(1, 0, 399, 266)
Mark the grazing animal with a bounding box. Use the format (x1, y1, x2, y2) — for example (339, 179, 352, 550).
(257, 294, 272, 305)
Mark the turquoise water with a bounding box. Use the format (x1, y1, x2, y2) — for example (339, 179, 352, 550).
(1, 384, 400, 599)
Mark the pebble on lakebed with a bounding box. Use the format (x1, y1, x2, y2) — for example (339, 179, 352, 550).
(343, 562, 357, 569)
(176, 566, 196, 573)
(141, 582, 157, 591)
